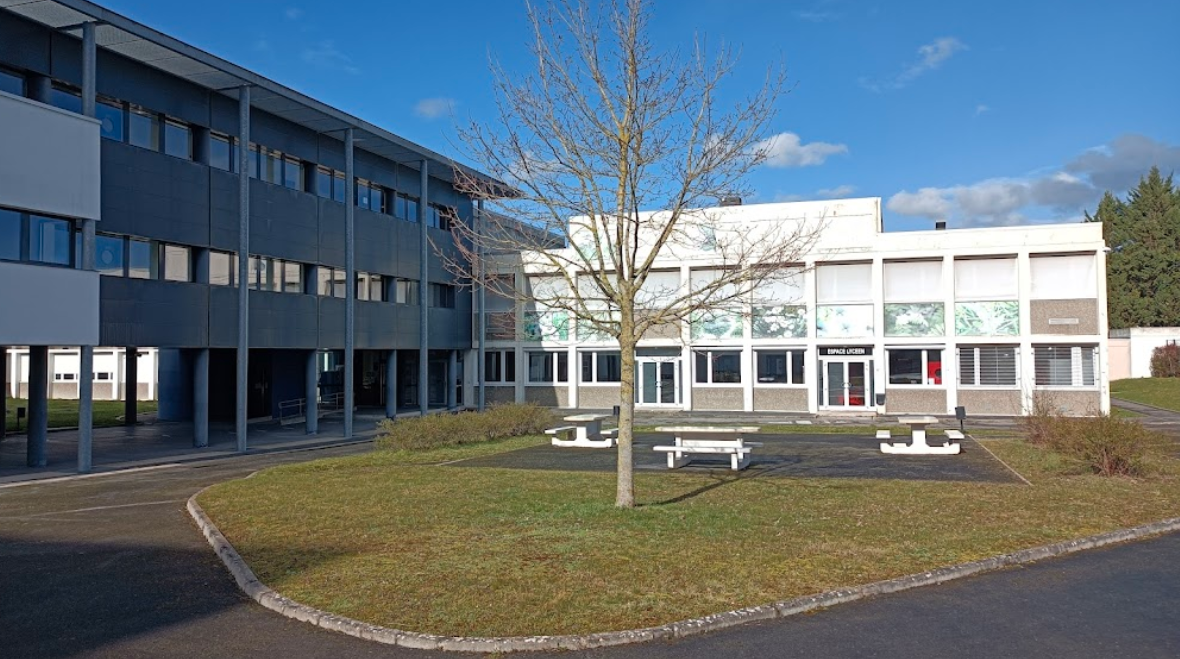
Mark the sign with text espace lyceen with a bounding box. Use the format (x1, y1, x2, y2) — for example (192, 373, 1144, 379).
(818, 346, 872, 357)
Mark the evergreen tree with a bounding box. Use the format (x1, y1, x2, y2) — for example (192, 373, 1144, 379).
(1086, 167, 1180, 328)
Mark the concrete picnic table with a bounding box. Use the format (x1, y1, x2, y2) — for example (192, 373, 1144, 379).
(880, 415, 961, 455)
(547, 413, 615, 447)
(652, 426, 762, 470)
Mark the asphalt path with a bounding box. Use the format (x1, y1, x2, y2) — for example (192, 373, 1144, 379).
(2, 442, 1178, 658)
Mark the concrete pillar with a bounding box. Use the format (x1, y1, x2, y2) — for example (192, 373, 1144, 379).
(27, 74, 51, 104)
(27, 346, 48, 468)
(419, 160, 429, 414)
(344, 128, 355, 438)
(236, 85, 251, 453)
(77, 21, 97, 474)
(124, 347, 138, 425)
(385, 350, 397, 418)
(305, 349, 318, 435)
(194, 348, 209, 448)
(447, 350, 458, 409)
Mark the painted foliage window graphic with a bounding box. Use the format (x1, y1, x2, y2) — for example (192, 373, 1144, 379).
(523, 275, 570, 341)
(954, 258, 1019, 336)
(816, 263, 873, 338)
(883, 260, 945, 337)
(753, 268, 807, 339)
(690, 269, 743, 340)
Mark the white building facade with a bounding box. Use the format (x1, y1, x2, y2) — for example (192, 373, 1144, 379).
(5, 347, 157, 401)
(477, 198, 1110, 417)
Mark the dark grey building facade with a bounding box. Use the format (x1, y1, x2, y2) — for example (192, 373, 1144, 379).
(0, 0, 488, 468)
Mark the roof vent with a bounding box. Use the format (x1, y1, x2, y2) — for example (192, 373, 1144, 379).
(935, 220, 947, 230)
(719, 195, 743, 207)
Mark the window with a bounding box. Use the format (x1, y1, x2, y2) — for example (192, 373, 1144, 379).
(315, 167, 333, 198)
(50, 86, 81, 113)
(695, 350, 742, 384)
(357, 272, 371, 300)
(581, 351, 622, 383)
(210, 251, 235, 286)
(817, 263, 873, 303)
(161, 244, 191, 282)
(528, 351, 568, 383)
(0, 208, 20, 261)
(368, 274, 385, 301)
(128, 239, 154, 279)
(1035, 346, 1097, 387)
(260, 148, 282, 185)
(485, 350, 516, 383)
(955, 258, 1017, 300)
(888, 348, 943, 385)
(283, 261, 303, 293)
(395, 279, 419, 305)
(54, 373, 77, 381)
(331, 268, 347, 298)
(356, 181, 371, 210)
(164, 120, 192, 160)
(283, 157, 302, 190)
(1030, 255, 1098, 300)
(28, 215, 72, 265)
(128, 107, 159, 151)
(427, 205, 452, 230)
(316, 267, 347, 298)
(95, 372, 112, 381)
(210, 133, 233, 171)
(96, 98, 125, 141)
(0, 68, 23, 96)
(248, 143, 260, 179)
(429, 283, 456, 308)
(332, 172, 346, 203)
(756, 349, 805, 384)
(318, 267, 333, 296)
(884, 261, 943, 302)
(397, 195, 418, 222)
(958, 346, 1018, 387)
(371, 186, 386, 214)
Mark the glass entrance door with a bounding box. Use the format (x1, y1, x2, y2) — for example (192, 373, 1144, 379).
(819, 359, 873, 408)
(637, 358, 679, 406)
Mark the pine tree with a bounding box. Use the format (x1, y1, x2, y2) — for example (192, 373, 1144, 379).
(1086, 167, 1180, 328)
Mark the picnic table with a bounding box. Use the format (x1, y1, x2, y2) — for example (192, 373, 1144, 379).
(547, 413, 616, 448)
(879, 415, 961, 455)
(652, 426, 762, 470)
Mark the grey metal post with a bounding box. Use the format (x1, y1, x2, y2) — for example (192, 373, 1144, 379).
(77, 21, 97, 473)
(0, 347, 6, 442)
(305, 350, 318, 434)
(344, 128, 355, 438)
(193, 349, 209, 447)
(235, 85, 251, 452)
(124, 347, 137, 425)
(27, 346, 48, 467)
(447, 350, 457, 409)
(384, 350, 397, 418)
(476, 199, 486, 411)
(419, 160, 429, 414)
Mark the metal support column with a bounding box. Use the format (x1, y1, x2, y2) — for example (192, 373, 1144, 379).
(344, 129, 355, 438)
(0, 347, 6, 442)
(194, 349, 209, 447)
(385, 350, 397, 418)
(27, 346, 48, 468)
(305, 349, 318, 435)
(447, 351, 457, 409)
(77, 21, 97, 473)
(235, 85, 251, 453)
(476, 199, 486, 412)
(419, 160, 429, 414)
(124, 347, 137, 425)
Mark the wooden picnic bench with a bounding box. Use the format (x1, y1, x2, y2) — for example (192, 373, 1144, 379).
(652, 426, 762, 471)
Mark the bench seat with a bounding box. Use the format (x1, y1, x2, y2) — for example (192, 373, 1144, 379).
(945, 429, 965, 441)
(653, 444, 753, 470)
(876, 429, 892, 440)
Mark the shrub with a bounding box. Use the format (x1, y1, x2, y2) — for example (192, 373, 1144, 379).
(1150, 343, 1180, 378)
(375, 403, 556, 451)
(1022, 396, 1150, 477)
(1021, 391, 1061, 447)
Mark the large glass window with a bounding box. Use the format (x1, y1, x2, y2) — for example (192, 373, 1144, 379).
(315, 167, 333, 198)
(94, 234, 123, 276)
(485, 350, 516, 383)
(49, 87, 81, 113)
(164, 120, 192, 160)
(96, 99, 125, 141)
(357, 272, 371, 301)
(318, 267, 333, 296)
(331, 268, 347, 298)
(128, 239, 154, 279)
(283, 157, 302, 190)
(0, 68, 23, 96)
(368, 274, 385, 302)
(527, 351, 568, 383)
(888, 348, 943, 385)
(356, 181, 371, 210)
(694, 350, 742, 384)
(580, 351, 622, 383)
(429, 283, 456, 308)
(283, 261, 303, 293)
(28, 215, 71, 265)
(161, 244, 191, 282)
(1034, 346, 1097, 387)
(332, 172, 346, 203)
(371, 186, 386, 214)
(395, 279, 419, 305)
(248, 144, 260, 179)
(0, 208, 20, 260)
(260, 148, 282, 185)
(756, 349, 806, 384)
(128, 107, 159, 151)
(210, 251, 235, 286)
(209, 133, 233, 171)
(958, 346, 1018, 387)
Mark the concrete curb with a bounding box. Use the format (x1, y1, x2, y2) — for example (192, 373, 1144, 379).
(188, 489, 1180, 653)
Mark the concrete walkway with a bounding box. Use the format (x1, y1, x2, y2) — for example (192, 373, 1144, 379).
(2, 441, 1178, 658)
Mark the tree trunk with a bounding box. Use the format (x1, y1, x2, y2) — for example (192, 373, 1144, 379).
(615, 321, 637, 508)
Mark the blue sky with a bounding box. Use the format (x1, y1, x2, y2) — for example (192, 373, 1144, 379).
(101, 0, 1179, 231)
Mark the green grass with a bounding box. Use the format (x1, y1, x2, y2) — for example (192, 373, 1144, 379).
(1111, 378, 1180, 413)
(4, 397, 158, 433)
(199, 432, 1180, 638)
(1112, 407, 1144, 419)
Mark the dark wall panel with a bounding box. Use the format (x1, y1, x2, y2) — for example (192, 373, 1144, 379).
(355, 209, 398, 275)
(318, 297, 346, 347)
(250, 181, 320, 263)
(249, 292, 318, 348)
(100, 278, 208, 348)
(317, 198, 346, 268)
(101, 142, 209, 246)
(0, 12, 50, 73)
(208, 286, 238, 348)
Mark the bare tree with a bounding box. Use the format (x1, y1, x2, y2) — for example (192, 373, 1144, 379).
(450, 0, 818, 508)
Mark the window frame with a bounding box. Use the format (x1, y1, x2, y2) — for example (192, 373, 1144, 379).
(694, 349, 743, 385)
(886, 348, 944, 386)
(526, 351, 569, 384)
(958, 345, 1020, 388)
(754, 348, 806, 385)
(484, 349, 516, 383)
(580, 351, 622, 383)
(1034, 345, 1098, 388)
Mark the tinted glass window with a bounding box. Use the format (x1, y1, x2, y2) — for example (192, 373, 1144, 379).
(50, 88, 81, 113)
(316, 168, 332, 198)
(28, 215, 71, 265)
(128, 239, 153, 279)
(164, 121, 192, 159)
(283, 261, 302, 293)
(95, 234, 124, 275)
(0, 68, 22, 96)
(284, 158, 301, 190)
(128, 109, 159, 151)
(248, 144, 260, 178)
(162, 244, 190, 281)
(0, 208, 20, 260)
(395, 195, 407, 219)
(371, 187, 385, 214)
(261, 149, 282, 184)
(332, 174, 346, 203)
(209, 134, 232, 171)
(210, 251, 234, 286)
(356, 182, 370, 209)
(96, 100, 124, 141)
(405, 197, 419, 222)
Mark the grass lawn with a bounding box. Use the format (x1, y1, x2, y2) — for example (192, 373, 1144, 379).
(1111, 378, 1180, 412)
(199, 429, 1180, 638)
(4, 397, 158, 433)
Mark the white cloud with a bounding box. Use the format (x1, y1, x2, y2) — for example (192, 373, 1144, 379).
(861, 37, 967, 92)
(757, 132, 848, 168)
(301, 41, 359, 75)
(816, 184, 857, 198)
(284, 7, 304, 20)
(414, 97, 457, 120)
(886, 135, 1177, 227)
(975, 104, 990, 116)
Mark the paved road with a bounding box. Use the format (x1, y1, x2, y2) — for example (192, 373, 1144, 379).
(3, 443, 1179, 659)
